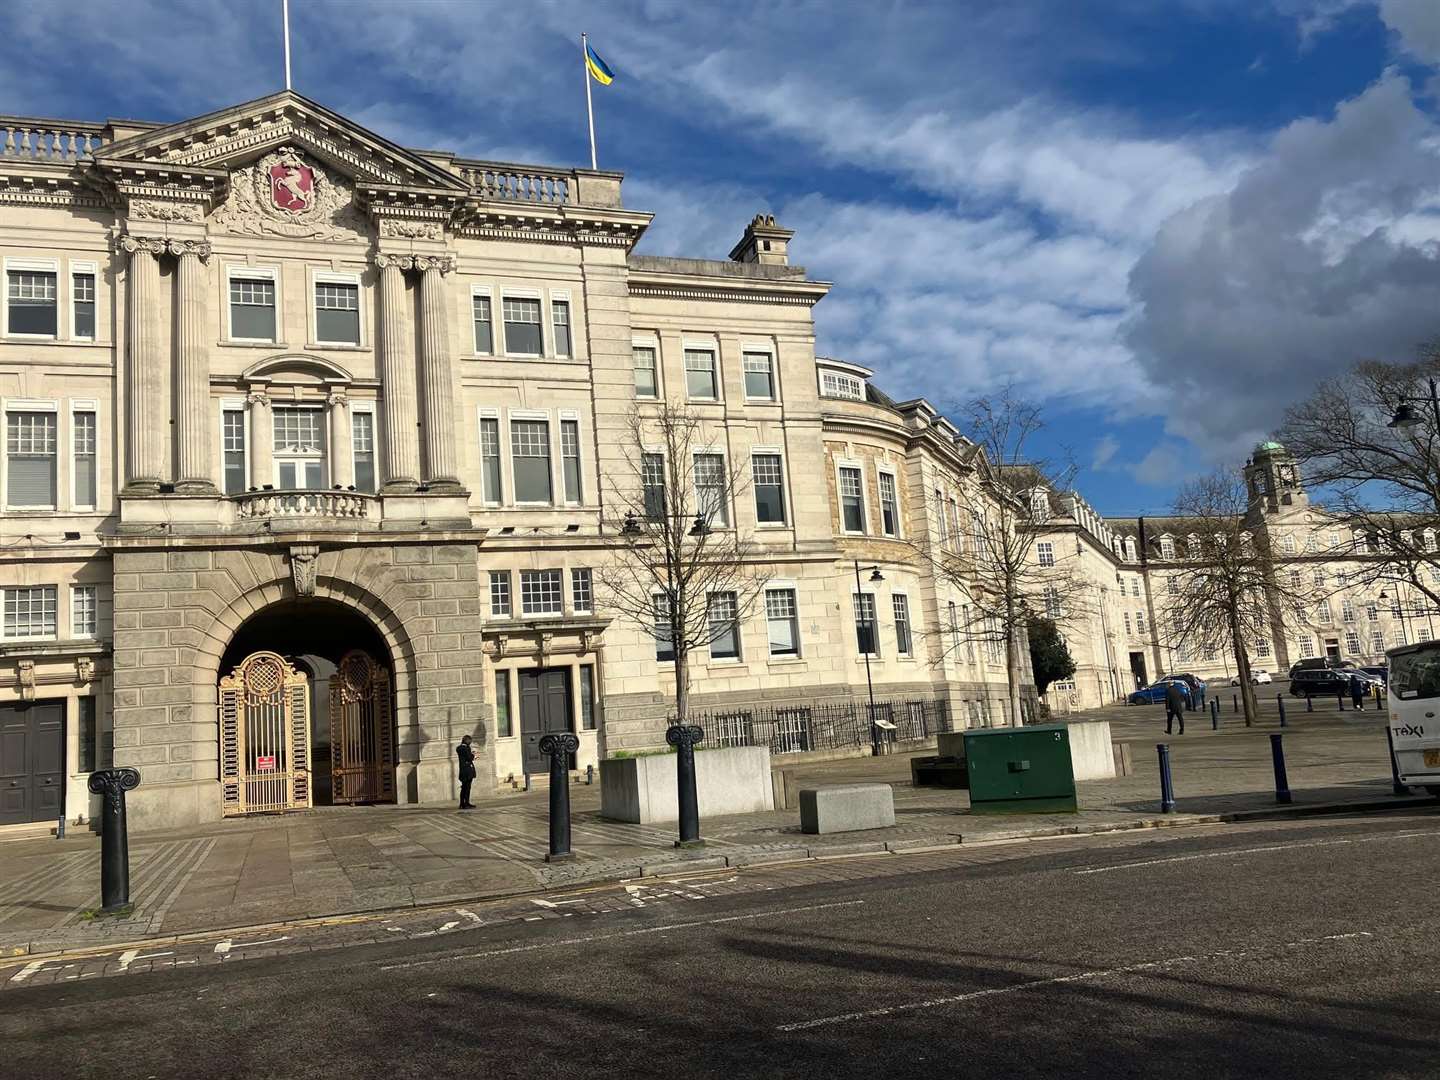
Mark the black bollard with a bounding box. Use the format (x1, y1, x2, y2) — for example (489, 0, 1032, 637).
(1269, 733, 1292, 804)
(524, 771, 532, 792)
(1157, 743, 1176, 813)
(87, 768, 141, 912)
(667, 722, 706, 847)
(1337, 691, 1345, 712)
(1386, 725, 1409, 796)
(539, 732, 580, 862)
(1306, 695, 1313, 713)
(586, 763, 594, 786)
(1232, 693, 1238, 714)
(1277, 693, 1287, 728)
(1210, 698, 1219, 730)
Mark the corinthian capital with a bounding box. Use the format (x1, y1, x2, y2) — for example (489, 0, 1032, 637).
(118, 234, 167, 258)
(414, 254, 456, 275)
(167, 238, 213, 261)
(373, 252, 415, 271)
(246, 390, 271, 407)
(326, 389, 349, 407)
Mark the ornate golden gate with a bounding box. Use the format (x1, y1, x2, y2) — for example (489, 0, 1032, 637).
(219, 651, 312, 817)
(328, 650, 395, 805)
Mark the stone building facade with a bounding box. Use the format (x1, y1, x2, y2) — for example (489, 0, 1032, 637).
(0, 91, 1027, 834)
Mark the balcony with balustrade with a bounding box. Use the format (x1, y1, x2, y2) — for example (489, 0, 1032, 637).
(0, 118, 110, 163)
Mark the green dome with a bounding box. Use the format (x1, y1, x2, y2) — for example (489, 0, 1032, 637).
(1255, 440, 1285, 453)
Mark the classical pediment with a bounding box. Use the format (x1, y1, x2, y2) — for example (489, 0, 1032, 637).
(94, 90, 470, 194)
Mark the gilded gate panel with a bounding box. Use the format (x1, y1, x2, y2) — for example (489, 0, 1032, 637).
(328, 651, 395, 804)
(218, 651, 312, 816)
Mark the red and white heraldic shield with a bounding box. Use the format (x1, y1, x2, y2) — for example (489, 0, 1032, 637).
(269, 162, 315, 214)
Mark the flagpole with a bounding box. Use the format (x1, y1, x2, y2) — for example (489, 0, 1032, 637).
(582, 32, 597, 170)
(283, 0, 293, 90)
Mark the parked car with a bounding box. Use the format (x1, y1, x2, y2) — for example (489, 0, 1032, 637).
(1360, 665, 1389, 687)
(1230, 670, 1273, 686)
(1160, 672, 1208, 698)
(1289, 666, 1367, 698)
(1129, 680, 1192, 706)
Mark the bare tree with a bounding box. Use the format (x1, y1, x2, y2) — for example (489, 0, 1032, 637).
(1278, 349, 1440, 609)
(595, 404, 767, 727)
(910, 387, 1086, 726)
(1163, 470, 1307, 725)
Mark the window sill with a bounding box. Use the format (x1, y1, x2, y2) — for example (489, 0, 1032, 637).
(744, 398, 780, 406)
(4, 506, 59, 513)
(307, 342, 368, 351)
(219, 340, 289, 349)
(2, 334, 59, 343)
(767, 655, 805, 665)
(755, 522, 790, 530)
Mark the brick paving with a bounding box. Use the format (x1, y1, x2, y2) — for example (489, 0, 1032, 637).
(0, 697, 1426, 960)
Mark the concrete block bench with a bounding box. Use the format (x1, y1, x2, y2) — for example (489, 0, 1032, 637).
(799, 783, 896, 835)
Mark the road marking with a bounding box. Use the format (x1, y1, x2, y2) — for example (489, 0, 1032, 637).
(116, 948, 173, 971)
(377, 899, 865, 972)
(1074, 830, 1436, 875)
(776, 931, 1374, 1032)
(412, 921, 459, 938)
(213, 936, 291, 955)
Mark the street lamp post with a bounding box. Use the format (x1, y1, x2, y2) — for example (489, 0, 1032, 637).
(853, 559, 886, 755)
(1386, 380, 1440, 645)
(1380, 588, 1412, 646)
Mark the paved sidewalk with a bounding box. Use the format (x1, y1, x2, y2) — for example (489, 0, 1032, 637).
(0, 697, 1429, 957)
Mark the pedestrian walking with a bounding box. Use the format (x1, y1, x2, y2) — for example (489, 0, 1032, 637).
(1196, 680, 1206, 712)
(1164, 680, 1187, 735)
(456, 734, 476, 809)
(1350, 675, 1366, 711)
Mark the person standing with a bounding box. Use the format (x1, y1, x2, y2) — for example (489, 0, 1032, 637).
(456, 734, 476, 809)
(1349, 674, 1366, 712)
(1164, 679, 1187, 735)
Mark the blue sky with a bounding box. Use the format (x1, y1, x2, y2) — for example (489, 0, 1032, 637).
(4, 0, 1440, 514)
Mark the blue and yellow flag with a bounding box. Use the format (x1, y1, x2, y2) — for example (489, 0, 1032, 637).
(585, 41, 615, 86)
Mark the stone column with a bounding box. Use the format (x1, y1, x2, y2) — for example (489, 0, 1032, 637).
(328, 390, 354, 489)
(170, 239, 215, 492)
(376, 254, 419, 490)
(247, 391, 273, 490)
(120, 235, 167, 492)
(417, 255, 460, 488)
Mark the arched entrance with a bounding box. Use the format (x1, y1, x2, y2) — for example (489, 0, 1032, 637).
(219, 599, 397, 814)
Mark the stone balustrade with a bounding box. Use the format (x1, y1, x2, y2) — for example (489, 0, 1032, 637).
(0, 118, 109, 162)
(233, 490, 378, 522)
(457, 161, 571, 204)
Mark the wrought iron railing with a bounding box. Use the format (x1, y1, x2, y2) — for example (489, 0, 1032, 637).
(680, 696, 954, 757)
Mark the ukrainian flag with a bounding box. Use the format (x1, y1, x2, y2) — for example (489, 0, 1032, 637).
(586, 41, 615, 86)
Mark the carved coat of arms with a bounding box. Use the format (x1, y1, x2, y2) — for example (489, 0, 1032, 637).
(212, 146, 368, 240)
(269, 157, 315, 214)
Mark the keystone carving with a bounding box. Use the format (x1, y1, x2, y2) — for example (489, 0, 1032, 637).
(76, 657, 94, 685)
(17, 660, 35, 702)
(289, 544, 320, 597)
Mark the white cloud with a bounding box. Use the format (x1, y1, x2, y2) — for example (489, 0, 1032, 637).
(1381, 0, 1440, 63)
(1092, 434, 1121, 470)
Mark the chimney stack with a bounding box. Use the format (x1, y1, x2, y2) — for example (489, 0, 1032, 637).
(729, 213, 793, 266)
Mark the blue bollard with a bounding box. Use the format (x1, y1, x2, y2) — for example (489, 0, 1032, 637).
(1386, 725, 1408, 796)
(1157, 743, 1176, 813)
(1210, 698, 1219, 730)
(1269, 732, 1292, 804)
(1277, 693, 1286, 728)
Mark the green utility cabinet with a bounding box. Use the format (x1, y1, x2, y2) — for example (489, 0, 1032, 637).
(963, 724, 1077, 814)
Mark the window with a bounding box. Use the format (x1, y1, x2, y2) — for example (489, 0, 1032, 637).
(7, 268, 57, 336)
(1394, 626, 1408, 648)
(642, 452, 665, 519)
(766, 588, 800, 657)
(1131, 578, 1141, 598)
(495, 671, 512, 737)
(1167, 576, 1178, 595)
(551, 299, 572, 358)
(511, 419, 552, 503)
(1135, 611, 1146, 634)
(707, 592, 740, 660)
(571, 568, 593, 614)
(1313, 570, 1325, 588)
(878, 472, 898, 537)
(1123, 537, 1137, 561)
(502, 296, 543, 354)
(1345, 630, 1361, 655)
(71, 585, 97, 639)
(893, 594, 913, 656)
(273, 407, 326, 489)
(314, 280, 360, 345)
(579, 665, 596, 730)
(1256, 638, 1271, 658)
(521, 569, 563, 616)
(839, 466, 865, 532)
(1354, 531, 1369, 555)
(947, 499, 960, 547)
(3, 586, 56, 639)
(820, 370, 864, 400)
(1341, 599, 1356, 623)
(1288, 568, 1301, 589)
(72, 271, 95, 339)
(560, 419, 582, 503)
(1426, 529, 1438, 553)
(473, 294, 493, 354)
(684, 349, 719, 400)
(229, 273, 277, 341)
(654, 595, 675, 661)
(948, 601, 961, 656)
(854, 593, 879, 656)
(1298, 636, 1315, 659)
(961, 604, 976, 663)
(1318, 600, 1333, 626)
(1036, 541, 1055, 567)
(753, 453, 786, 525)
(1044, 586, 1062, 619)
(1367, 602, 1379, 621)
(222, 408, 246, 496)
(351, 410, 376, 494)
(633, 345, 658, 398)
(72, 409, 96, 507)
(1328, 531, 1340, 549)
(694, 452, 728, 526)
(1031, 491, 1049, 522)
(1370, 630, 1385, 654)
(934, 489, 949, 543)
(78, 697, 98, 773)
(6, 410, 57, 507)
(1160, 536, 1175, 559)
(489, 571, 511, 617)
(1124, 612, 1132, 635)
(743, 352, 775, 400)
(1305, 534, 1318, 553)
(1281, 534, 1296, 554)
(479, 417, 502, 503)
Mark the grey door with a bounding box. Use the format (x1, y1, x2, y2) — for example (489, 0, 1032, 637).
(519, 668, 572, 775)
(0, 700, 64, 826)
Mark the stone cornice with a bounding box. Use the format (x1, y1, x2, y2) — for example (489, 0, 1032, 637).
(629, 281, 827, 307)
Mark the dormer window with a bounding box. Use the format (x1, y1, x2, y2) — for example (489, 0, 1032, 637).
(820, 370, 864, 400)
(1159, 536, 1175, 559)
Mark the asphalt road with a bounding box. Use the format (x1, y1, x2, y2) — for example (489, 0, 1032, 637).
(5, 810, 1439, 1080)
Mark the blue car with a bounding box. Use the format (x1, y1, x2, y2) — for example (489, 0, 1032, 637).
(1129, 679, 1192, 706)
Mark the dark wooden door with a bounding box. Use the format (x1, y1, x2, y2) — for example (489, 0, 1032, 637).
(1129, 652, 1148, 690)
(0, 700, 64, 826)
(519, 668, 572, 775)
